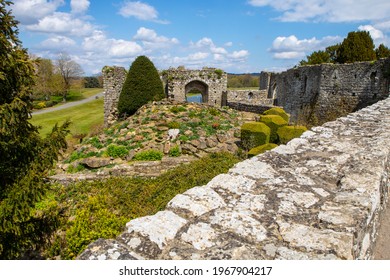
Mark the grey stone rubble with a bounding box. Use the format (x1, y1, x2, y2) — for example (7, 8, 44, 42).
(78, 97, 390, 260)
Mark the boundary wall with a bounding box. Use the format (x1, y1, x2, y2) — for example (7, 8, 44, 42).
(79, 97, 390, 260)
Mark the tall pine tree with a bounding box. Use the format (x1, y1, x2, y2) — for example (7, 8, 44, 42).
(337, 31, 376, 63)
(0, 0, 70, 259)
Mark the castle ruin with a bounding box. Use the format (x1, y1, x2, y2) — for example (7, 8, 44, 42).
(102, 58, 390, 126)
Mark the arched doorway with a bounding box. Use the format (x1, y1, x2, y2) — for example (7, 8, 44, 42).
(185, 80, 208, 103)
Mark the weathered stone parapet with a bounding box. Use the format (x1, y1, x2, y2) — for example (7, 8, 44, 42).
(79, 96, 390, 260)
(103, 66, 126, 127)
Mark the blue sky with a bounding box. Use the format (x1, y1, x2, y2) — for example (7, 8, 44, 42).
(10, 0, 390, 75)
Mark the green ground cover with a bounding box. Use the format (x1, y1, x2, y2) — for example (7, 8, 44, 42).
(30, 98, 104, 137)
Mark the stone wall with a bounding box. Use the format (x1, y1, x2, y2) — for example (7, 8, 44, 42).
(78, 96, 390, 260)
(265, 58, 390, 124)
(164, 67, 228, 106)
(102, 66, 127, 127)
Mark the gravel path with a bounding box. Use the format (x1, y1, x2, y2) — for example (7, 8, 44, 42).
(31, 91, 104, 116)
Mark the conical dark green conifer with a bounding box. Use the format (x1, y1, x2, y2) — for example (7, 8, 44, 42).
(118, 56, 165, 117)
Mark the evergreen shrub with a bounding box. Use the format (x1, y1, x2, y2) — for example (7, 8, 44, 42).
(241, 122, 270, 150)
(259, 115, 288, 143)
(277, 125, 307, 144)
(117, 56, 165, 117)
(263, 107, 290, 122)
(248, 143, 278, 158)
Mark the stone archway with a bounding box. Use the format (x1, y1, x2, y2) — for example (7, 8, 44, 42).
(185, 80, 209, 103)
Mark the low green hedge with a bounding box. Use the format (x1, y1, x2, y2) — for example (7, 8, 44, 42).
(248, 143, 278, 158)
(259, 115, 288, 143)
(263, 107, 290, 122)
(241, 122, 270, 150)
(277, 125, 307, 144)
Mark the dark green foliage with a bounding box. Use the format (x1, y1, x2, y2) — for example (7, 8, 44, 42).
(376, 44, 390, 59)
(168, 145, 181, 157)
(0, 1, 70, 259)
(117, 56, 165, 117)
(105, 144, 129, 158)
(84, 76, 101, 88)
(337, 31, 376, 63)
(300, 50, 331, 66)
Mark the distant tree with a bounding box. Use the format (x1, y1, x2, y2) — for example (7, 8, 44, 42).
(326, 44, 340, 63)
(0, 0, 70, 259)
(227, 74, 259, 88)
(375, 43, 390, 59)
(56, 52, 84, 101)
(84, 76, 101, 88)
(118, 56, 165, 117)
(337, 31, 376, 63)
(300, 50, 331, 66)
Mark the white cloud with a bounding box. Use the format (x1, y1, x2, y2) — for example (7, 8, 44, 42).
(109, 40, 144, 58)
(82, 30, 143, 58)
(358, 25, 384, 41)
(274, 51, 305, 59)
(119, 1, 168, 24)
(71, 0, 90, 14)
(248, 0, 390, 23)
(269, 35, 342, 60)
(133, 27, 179, 48)
(26, 12, 95, 37)
(191, 37, 228, 54)
(229, 50, 249, 59)
(40, 35, 76, 50)
(11, 0, 65, 24)
(188, 52, 209, 61)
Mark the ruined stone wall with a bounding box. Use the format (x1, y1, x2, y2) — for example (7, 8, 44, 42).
(227, 89, 269, 104)
(79, 97, 390, 260)
(267, 58, 390, 124)
(102, 66, 126, 127)
(165, 67, 228, 106)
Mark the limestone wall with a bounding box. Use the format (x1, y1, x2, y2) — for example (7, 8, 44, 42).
(164, 67, 228, 106)
(78, 97, 390, 260)
(102, 66, 126, 127)
(266, 58, 390, 124)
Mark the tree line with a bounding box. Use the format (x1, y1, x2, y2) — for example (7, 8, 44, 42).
(300, 31, 390, 66)
(32, 53, 102, 103)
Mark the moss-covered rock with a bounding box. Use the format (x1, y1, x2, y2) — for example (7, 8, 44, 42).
(259, 115, 288, 143)
(248, 143, 278, 158)
(277, 125, 307, 144)
(263, 107, 290, 122)
(241, 122, 270, 150)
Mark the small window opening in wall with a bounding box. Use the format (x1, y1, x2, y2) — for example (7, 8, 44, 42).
(354, 74, 357, 79)
(248, 92, 254, 100)
(352, 92, 356, 96)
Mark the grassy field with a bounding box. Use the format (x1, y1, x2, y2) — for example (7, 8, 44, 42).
(49, 88, 102, 104)
(30, 98, 104, 137)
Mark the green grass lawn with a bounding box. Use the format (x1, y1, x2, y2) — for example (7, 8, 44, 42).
(30, 98, 104, 137)
(50, 88, 103, 103)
